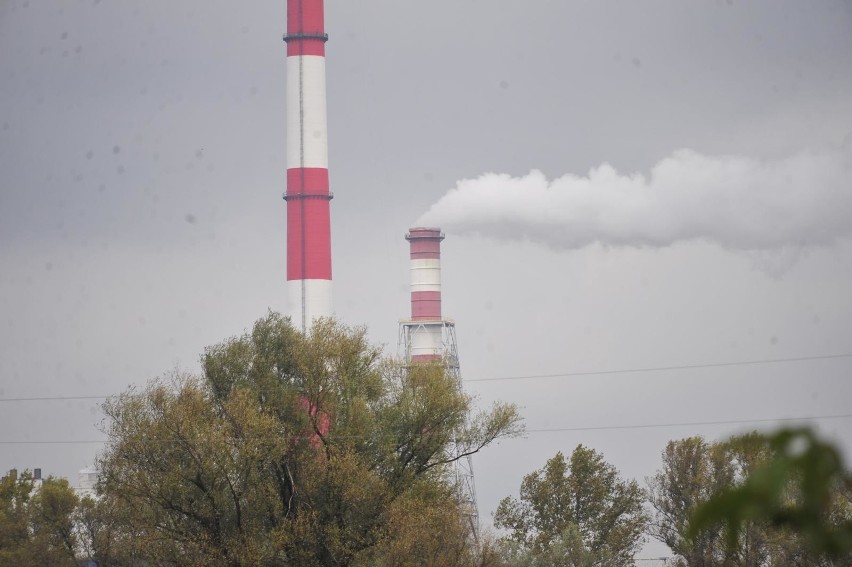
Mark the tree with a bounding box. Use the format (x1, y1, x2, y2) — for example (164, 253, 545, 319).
(74, 495, 134, 567)
(97, 313, 522, 566)
(494, 445, 647, 566)
(688, 428, 852, 567)
(361, 481, 473, 566)
(646, 436, 735, 567)
(0, 469, 80, 566)
(498, 523, 619, 567)
(0, 469, 33, 565)
(647, 430, 852, 567)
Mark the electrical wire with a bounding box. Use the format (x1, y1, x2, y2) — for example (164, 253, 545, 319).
(463, 353, 852, 383)
(0, 412, 849, 445)
(524, 413, 852, 434)
(1, 352, 849, 402)
(0, 395, 108, 403)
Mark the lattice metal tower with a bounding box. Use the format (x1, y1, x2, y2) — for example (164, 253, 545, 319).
(398, 228, 479, 542)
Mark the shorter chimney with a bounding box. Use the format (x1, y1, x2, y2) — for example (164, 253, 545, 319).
(406, 227, 445, 362)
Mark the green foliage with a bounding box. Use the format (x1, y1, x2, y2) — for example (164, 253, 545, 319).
(494, 445, 647, 566)
(0, 469, 33, 565)
(649, 429, 852, 567)
(498, 524, 620, 567)
(688, 427, 852, 562)
(97, 312, 522, 566)
(359, 480, 473, 567)
(74, 495, 133, 567)
(646, 436, 734, 566)
(0, 470, 80, 566)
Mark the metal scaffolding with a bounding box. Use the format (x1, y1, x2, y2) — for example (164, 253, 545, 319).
(398, 318, 480, 543)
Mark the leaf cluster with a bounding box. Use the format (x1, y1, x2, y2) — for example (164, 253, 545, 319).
(688, 427, 852, 561)
(648, 429, 852, 567)
(494, 445, 647, 566)
(95, 313, 522, 566)
(0, 470, 79, 566)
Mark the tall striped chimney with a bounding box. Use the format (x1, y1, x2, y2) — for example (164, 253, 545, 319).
(406, 227, 445, 362)
(284, 0, 333, 333)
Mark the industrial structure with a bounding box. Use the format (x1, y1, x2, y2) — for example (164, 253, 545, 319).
(398, 228, 480, 541)
(282, 3, 480, 540)
(283, 0, 333, 332)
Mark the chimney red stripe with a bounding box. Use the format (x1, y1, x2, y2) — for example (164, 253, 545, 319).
(287, 41, 325, 57)
(411, 291, 441, 320)
(287, 168, 329, 195)
(286, 167, 331, 280)
(287, 195, 331, 280)
(407, 228, 443, 258)
(410, 241, 441, 259)
(287, 0, 324, 34)
(287, 0, 326, 56)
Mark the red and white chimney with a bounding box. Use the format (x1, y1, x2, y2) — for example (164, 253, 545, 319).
(399, 228, 478, 538)
(406, 227, 445, 362)
(284, 0, 333, 332)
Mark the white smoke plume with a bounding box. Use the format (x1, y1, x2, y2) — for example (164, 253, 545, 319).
(417, 147, 852, 251)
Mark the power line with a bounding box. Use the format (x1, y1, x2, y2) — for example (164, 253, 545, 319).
(0, 439, 107, 445)
(463, 353, 852, 383)
(1, 412, 849, 445)
(1, 353, 850, 403)
(0, 395, 107, 403)
(524, 413, 852, 434)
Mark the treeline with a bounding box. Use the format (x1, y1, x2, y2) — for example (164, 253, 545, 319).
(1, 313, 849, 566)
(497, 431, 852, 567)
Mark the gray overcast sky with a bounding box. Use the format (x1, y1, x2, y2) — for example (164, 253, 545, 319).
(2, 0, 852, 558)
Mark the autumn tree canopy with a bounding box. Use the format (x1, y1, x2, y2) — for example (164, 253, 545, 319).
(494, 445, 647, 566)
(647, 431, 852, 567)
(0, 470, 79, 566)
(96, 313, 522, 566)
